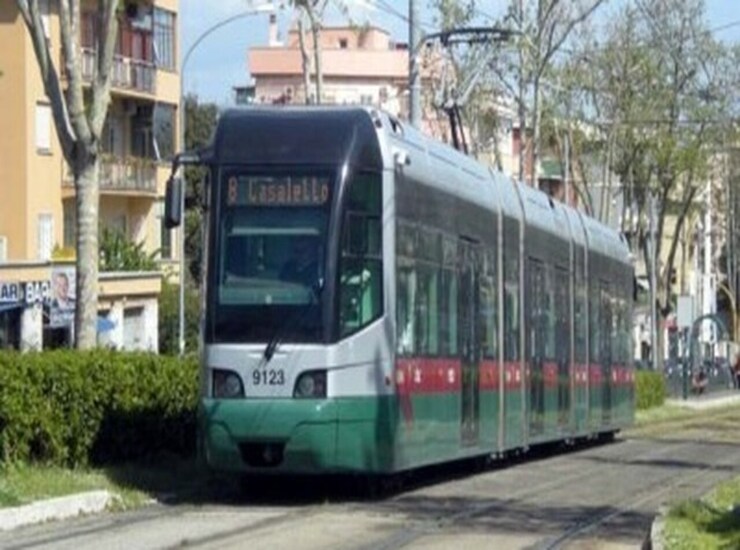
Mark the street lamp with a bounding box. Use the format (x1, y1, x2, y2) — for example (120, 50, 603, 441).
(177, 2, 276, 356)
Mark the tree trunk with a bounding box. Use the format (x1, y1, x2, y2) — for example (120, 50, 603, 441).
(531, 77, 541, 187)
(74, 155, 100, 349)
(307, 9, 323, 104)
(297, 17, 312, 104)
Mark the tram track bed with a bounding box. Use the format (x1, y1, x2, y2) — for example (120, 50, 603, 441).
(2, 434, 738, 549)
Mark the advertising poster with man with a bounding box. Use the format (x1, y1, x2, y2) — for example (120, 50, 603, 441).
(50, 267, 75, 327)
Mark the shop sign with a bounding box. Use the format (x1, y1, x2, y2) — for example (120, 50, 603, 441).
(25, 281, 52, 305)
(0, 282, 22, 304)
(0, 281, 52, 305)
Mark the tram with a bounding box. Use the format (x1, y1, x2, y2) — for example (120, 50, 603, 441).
(165, 107, 634, 475)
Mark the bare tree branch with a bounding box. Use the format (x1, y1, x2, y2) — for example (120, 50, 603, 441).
(18, 0, 77, 159)
(90, 0, 119, 136)
(58, 0, 92, 148)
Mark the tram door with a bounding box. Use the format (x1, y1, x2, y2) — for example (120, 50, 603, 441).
(459, 239, 481, 446)
(527, 259, 546, 437)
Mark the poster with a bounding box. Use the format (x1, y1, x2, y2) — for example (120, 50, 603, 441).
(50, 267, 75, 327)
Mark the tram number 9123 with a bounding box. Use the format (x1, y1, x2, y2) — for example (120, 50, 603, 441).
(252, 369, 286, 386)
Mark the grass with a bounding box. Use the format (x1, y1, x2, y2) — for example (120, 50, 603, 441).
(663, 476, 740, 549)
(625, 403, 740, 444)
(0, 455, 211, 511)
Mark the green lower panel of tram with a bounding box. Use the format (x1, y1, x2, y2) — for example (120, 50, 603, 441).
(201, 397, 399, 474)
(201, 392, 509, 475)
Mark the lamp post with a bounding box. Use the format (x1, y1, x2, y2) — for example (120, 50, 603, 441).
(177, 2, 275, 356)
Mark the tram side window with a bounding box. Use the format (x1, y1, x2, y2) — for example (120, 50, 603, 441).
(396, 222, 417, 354)
(503, 247, 520, 361)
(574, 248, 587, 364)
(599, 281, 611, 365)
(480, 250, 498, 359)
(589, 280, 601, 365)
(415, 227, 440, 355)
(440, 236, 458, 356)
(543, 264, 555, 361)
(339, 173, 383, 338)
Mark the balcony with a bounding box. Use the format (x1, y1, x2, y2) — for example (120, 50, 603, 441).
(64, 156, 157, 196)
(81, 48, 156, 95)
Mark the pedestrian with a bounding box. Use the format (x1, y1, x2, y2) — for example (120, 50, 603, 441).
(733, 354, 740, 390)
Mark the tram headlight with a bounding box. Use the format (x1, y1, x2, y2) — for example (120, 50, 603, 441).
(212, 369, 244, 399)
(293, 370, 327, 399)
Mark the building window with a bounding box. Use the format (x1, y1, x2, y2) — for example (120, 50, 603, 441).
(153, 103, 176, 161)
(37, 213, 53, 261)
(153, 8, 176, 70)
(339, 38, 348, 49)
(35, 103, 52, 153)
(63, 201, 76, 248)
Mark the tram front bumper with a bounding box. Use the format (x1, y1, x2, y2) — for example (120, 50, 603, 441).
(200, 398, 342, 474)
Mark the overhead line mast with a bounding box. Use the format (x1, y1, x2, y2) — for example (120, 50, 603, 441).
(423, 27, 517, 155)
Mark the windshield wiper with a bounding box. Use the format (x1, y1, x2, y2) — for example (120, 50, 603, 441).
(262, 278, 324, 362)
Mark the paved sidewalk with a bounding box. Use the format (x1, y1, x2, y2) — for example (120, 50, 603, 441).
(667, 389, 740, 410)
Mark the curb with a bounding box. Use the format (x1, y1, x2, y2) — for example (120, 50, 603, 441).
(645, 504, 668, 550)
(0, 490, 116, 532)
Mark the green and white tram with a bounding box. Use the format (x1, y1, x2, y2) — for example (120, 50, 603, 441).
(165, 107, 634, 475)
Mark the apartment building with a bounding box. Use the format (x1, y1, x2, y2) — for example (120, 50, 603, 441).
(247, 18, 450, 134)
(0, 0, 180, 351)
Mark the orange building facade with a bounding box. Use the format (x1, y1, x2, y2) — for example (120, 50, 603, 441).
(0, 0, 181, 351)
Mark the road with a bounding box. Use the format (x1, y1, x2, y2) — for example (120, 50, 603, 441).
(1, 434, 738, 549)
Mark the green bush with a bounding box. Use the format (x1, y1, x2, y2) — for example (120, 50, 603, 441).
(0, 351, 199, 467)
(635, 370, 666, 410)
(158, 280, 201, 355)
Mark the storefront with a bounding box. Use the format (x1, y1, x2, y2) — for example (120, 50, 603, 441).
(0, 264, 161, 352)
(0, 279, 49, 350)
(0, 302, 22, 349)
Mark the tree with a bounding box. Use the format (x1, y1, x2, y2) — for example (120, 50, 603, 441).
(515, 0, 606, 186)
(291, 1, 326, 103)
(290, 1, 349, 104)
(16, 0, 119, 348)
(429, 0, 512, 165)
(183, 95, 219, 284)
(562, 0, 739, 368)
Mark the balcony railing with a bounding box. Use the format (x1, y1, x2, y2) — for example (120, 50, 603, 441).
(81, 48, 156, 94)
(64, 156, 157, 195)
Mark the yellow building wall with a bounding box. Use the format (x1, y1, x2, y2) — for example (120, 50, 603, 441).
(1, 1, 180, 266)
(0, 5, 29, 261)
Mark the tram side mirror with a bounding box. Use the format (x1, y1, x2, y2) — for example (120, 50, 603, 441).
(164, 176, 183, 229)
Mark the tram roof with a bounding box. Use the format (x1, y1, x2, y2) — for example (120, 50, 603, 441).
(211, 107, 383, 170)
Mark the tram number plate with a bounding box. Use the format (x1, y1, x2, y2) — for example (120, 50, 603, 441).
(252, 369, 285, 386)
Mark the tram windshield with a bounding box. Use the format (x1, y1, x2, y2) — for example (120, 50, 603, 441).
(207, 169, 334, 343)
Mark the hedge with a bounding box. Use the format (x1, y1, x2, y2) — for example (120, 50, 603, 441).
(635, 370, 667, 410)
(0, 351, 199, 468)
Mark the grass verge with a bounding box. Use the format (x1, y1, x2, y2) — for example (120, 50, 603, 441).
(0, 455, 210, 511)
(626, 403, 740, 444)
(663, 475, 740, 549)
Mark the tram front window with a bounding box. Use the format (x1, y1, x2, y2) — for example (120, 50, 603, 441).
(208, 171, 333, 343)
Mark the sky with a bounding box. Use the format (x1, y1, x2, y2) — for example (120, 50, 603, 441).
(180, 0, 740, 106)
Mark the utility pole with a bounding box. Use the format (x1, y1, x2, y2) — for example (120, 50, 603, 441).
(517, 0, 525, 183)
(649, 192, 659, 369)
(409, 0, 422, 128)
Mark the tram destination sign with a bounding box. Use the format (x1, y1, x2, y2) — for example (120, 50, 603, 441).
(227, 176, 330, 207)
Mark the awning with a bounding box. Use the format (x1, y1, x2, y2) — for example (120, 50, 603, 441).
(0, 303, 23, 314)
(97, 316, 116, 333)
